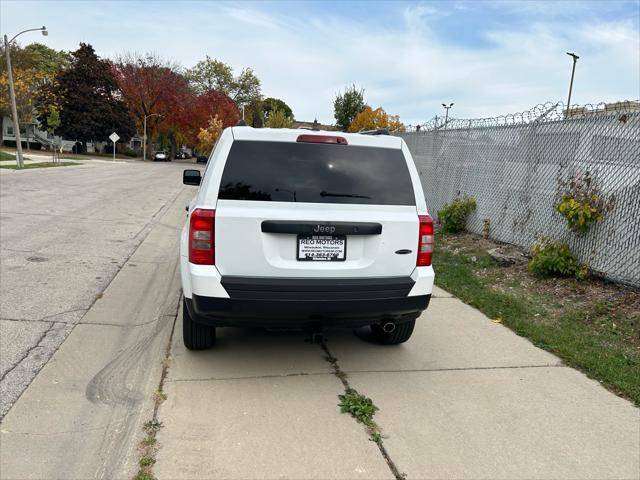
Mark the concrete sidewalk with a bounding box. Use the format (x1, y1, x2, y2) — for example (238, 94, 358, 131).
(155, 288, 639, 479)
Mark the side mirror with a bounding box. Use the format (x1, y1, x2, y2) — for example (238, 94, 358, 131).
(183, 169, 201, 186)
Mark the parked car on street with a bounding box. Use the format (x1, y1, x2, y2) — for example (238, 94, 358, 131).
(175, 150, 192, 159)
(153, 151, 170, 161)
(180, 127, 434, 349)
(196, 155, 208, 164)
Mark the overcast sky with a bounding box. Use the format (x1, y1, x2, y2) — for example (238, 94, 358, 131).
(2, 0, 639, 124)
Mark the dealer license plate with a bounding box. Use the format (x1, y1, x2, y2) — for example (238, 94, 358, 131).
(297, 235, 346, 261)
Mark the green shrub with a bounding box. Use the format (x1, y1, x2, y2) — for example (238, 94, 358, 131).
(438, 195, 477, 233)
(557, 171, 612, 234)
(528, 239, 588, 279)
(123, 148, 138, 158)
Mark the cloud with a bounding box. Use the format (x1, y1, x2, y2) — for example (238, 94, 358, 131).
(1, 1, 638, 125)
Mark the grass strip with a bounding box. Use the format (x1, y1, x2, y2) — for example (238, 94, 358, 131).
(435, 246, 640, 405)
(0, 161, 79, 170)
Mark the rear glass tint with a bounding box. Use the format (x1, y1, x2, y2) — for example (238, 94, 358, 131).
(218, 140, 416, 205)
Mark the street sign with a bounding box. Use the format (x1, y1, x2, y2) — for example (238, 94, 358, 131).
(109, 132, 120, 161)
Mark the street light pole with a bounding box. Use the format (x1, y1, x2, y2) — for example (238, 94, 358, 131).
(3, 26, 47, 169)
(143, 113, 161, 161)
(442, 103, 454, 131)
(565, 52, 579, 117)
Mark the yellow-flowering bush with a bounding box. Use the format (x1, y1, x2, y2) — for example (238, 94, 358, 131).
(556, 172, 612, 234)
(557, 195, 602, 234)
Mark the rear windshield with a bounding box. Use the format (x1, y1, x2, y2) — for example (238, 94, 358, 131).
(218, 140, 416, 205)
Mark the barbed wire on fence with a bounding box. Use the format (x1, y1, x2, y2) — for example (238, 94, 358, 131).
(403, 99, 640, 132)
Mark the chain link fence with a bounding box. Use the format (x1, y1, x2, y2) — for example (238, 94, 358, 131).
(398, 101, 640, 287)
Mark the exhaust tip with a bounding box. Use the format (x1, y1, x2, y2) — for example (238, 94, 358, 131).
(382, 321, 396, 333)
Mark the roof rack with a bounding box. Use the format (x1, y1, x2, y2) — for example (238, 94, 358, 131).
(358, 128, 389, 136)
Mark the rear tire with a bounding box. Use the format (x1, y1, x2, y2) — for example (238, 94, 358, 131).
(370, 319, 416, 345)
(183, 298, 215, 350)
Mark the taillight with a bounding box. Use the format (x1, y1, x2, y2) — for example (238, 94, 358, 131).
(297, 134, 348, 145)
(189, 209, 215, 265)
(417, 215, 434, 266)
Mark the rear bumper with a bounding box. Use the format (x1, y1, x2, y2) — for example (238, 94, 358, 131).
(187, 276, 431, 328)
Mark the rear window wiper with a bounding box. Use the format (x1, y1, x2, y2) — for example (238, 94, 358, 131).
(319, 191, 372, 199)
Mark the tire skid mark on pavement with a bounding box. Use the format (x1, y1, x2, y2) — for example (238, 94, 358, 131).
(85, 257, 182, 407)
(84, 314, 173, 406)
(131, 293, 181, 480)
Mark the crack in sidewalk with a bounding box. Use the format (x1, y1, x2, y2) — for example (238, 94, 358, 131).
(320, 340, 406, 480)
(164, 363, 564, 384)
(345, 363, 565, 375)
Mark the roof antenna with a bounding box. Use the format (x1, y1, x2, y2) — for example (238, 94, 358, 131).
(236, 119, 247, 126)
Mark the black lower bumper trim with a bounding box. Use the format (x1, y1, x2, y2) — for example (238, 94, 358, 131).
(220, 275, 415, 301)
(187, 294, 431, 328)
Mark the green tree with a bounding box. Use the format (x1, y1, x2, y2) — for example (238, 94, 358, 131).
(40, 43, 135, 150)
(1, 42, 69, 119)
(21, 43, 71, 74)
(333, 84, 366, 132)
(186, 56, 261, 107)
(262, 97, 293, 121)
(265, 109, 293, 129)
(46, 105, 60, 134)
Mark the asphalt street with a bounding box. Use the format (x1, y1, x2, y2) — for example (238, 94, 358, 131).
(0, 158, 190, 418)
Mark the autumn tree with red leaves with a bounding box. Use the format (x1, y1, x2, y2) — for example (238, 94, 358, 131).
(111, 53, 191, 157)
(112, 53, 240, 157)
(176, 90, 240, 147)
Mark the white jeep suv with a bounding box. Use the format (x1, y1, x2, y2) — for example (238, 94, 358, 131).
(180, 126, 434, 349)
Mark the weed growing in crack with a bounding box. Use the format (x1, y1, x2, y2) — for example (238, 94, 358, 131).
(322, 340, 405, 479)
(154, 390, 168, 403)
(143, 419, 163, 434)
(139, 456, 156, 467)
(338, 388, 379, 427)
(141, 437, 157, 447)
(338, 388, 387, 442)
(133, 472, 155, 480)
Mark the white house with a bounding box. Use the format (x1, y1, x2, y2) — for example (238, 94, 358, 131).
(1, 116, 143, 153)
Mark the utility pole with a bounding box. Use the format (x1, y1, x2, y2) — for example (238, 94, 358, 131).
(3, 26, 47, 168)
(442, 103, 454, 131)
(565, 52, 579, 117)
